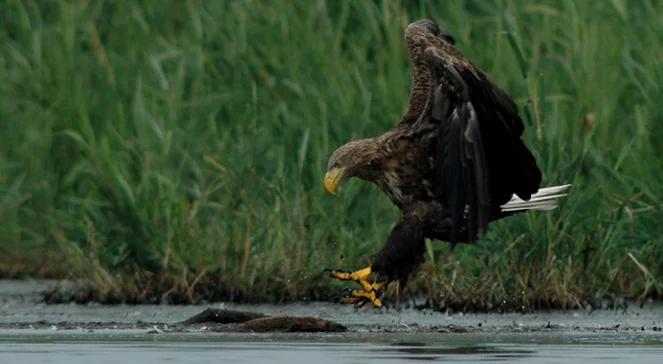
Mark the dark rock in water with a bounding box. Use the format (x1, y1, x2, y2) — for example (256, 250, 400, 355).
(180, 309, 346, 333)
(181, 308, 267, 325)
(436, 324, 475, 333)
(237, 316, 346, 332)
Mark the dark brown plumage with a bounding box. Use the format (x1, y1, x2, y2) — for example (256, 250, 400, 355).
(325, 20, 566, 301)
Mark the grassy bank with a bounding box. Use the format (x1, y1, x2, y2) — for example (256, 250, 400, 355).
(1, 0, 662, 308)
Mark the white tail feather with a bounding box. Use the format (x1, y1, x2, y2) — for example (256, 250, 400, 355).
(500, 184, 571, 212)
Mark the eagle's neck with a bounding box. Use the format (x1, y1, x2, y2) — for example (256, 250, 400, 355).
(357, 163, 407, 208)
(351, 132, 412, 208)
(375, 171, 406, 207)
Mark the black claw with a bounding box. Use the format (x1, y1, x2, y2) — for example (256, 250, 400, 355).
(338, 288, 371, 308)
(335, 288, 353, 301)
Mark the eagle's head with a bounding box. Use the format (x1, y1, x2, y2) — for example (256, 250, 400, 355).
(324, 138, 380, 195)
(406, 19, 455, 45)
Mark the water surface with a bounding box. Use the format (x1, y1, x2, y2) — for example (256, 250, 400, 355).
(1, 280, 662, 363)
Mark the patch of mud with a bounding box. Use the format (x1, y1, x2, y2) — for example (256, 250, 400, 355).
(2, 315, 662, 336)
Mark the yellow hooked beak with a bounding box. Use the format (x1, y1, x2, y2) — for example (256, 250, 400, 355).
(324, 167, 345, 195)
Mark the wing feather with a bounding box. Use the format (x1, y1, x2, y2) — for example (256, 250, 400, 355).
(421, 45, 541, 243)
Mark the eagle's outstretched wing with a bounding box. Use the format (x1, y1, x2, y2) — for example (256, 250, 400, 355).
(400, 20, 453, 124)
(415, 37, 542, 243)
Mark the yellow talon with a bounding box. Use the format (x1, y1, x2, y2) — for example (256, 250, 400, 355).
(351, 289, 383, 308)
(329, 266, 372, 281)
(329, 266, 385, 308)
(339, 290, 384, 308)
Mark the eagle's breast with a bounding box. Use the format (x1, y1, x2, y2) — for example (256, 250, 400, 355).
(373, 140, 436, 208)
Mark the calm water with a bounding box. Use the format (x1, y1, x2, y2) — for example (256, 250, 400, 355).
(1, 331, 663, 363)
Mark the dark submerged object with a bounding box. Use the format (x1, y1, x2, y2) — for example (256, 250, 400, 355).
(325, 19, 568, 307)
(180, 308, 346, 332)
(181, 308, 267, 324)
(238, 316, 346, 333)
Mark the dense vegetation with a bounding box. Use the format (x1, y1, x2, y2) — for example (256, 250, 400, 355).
(1, 0, 662, 309)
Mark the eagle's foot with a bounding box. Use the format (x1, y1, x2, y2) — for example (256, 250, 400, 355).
(339, 287, 384, 308)
(328, 266, 385, 308)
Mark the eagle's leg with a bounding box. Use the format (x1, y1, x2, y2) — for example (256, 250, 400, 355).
(370, 212, 425, 296)
(328, 211, 426, 308)
(329, 267, 385, 308)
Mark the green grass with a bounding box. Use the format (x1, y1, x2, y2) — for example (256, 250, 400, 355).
(1, 0, 662, 308)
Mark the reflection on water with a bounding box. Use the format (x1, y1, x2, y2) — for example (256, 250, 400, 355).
(1, 339, 663, 364)
(380, 343, 535, 361)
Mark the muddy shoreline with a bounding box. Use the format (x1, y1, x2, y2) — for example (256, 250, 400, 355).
(1, 319, 661, 335)
(2, 280, 663, 337)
